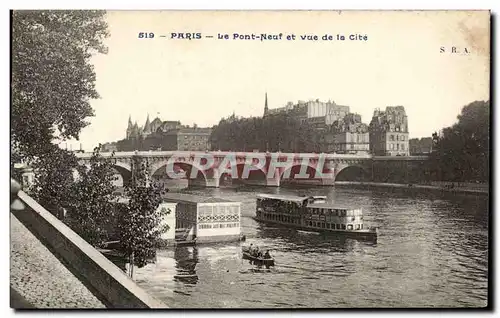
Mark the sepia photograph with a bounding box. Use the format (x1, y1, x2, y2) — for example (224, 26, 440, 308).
(10, 9, 490, 309)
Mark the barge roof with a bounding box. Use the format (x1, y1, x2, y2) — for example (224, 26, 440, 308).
(306, 203, 360, 210)
(162, 193, 237, 204)
(112, 194, 235, 204)
(256, 193, 309, 203)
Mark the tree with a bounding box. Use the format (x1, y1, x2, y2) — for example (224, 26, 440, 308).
(11, 10, 109, 160)
(209, 112, 321, 152)
(64, 145, 118, 247)
(430, 100, 490, 182)
(118, 157, 169, 278)
(11, 10, 109, 224)
(30, 145, 79, 218)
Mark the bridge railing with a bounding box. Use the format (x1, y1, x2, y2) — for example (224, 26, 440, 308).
(76, 150, 375, 159)
(10, 179, 166, 309)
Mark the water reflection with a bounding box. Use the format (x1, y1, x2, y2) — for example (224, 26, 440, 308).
(173, 246, 199, 285)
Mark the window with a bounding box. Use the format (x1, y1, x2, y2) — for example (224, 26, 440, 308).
(356, 224, 360, 230)
(401, 135, 405, 141)
(401, 144, 405, 150)
(390, 135, 394, 141)
(336, 224, 341, 230)
(396, 135, 399, 141)
(396, 143, 400, 150)
(347, 224, 353, 230)
(342, 224, 346, 230)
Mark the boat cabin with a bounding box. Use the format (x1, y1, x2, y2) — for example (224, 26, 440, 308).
(255, 193, 366, 232)
(162, 193, 242, 244)
(304, 203, 364, 231)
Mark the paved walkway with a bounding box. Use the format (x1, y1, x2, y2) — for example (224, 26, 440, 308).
(10, 214, 105, 309)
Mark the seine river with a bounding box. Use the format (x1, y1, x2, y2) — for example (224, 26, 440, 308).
(133, 186, 489, 308)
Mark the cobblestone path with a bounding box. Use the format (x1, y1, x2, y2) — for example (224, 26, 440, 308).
(10, 215, 105, 309)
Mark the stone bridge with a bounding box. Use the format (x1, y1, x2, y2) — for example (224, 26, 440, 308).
(75, 151, 429, 188)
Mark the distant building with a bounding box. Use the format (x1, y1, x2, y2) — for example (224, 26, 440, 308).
(263, 94, 350, 126)
(409, 137, 433, 155)
(166, 127, 212, 151)
(307, 116, 329, 129)
(119, 115, 210, 151)
(369, 106, 409, 156)
(126, 114, 183, 140)
(327, 113, 370, 154)
(101, 142, 118, 152)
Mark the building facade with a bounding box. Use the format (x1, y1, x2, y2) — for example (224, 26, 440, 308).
(136, 127, 212, 151)
(174, 127, 212, 151)
(264, 95, 350, 126)
(120, 115, 210, 151)
(328, 113, 370, 154)
(369, 106, 410, 156)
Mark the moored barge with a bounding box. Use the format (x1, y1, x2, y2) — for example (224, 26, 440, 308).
(254, 194, 378, 241)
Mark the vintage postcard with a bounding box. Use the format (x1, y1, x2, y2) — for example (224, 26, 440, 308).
(10, 10, 490, 309)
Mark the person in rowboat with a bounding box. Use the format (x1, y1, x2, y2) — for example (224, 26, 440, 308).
(264, 250, 271, 260)
(253, 246, 260, 257)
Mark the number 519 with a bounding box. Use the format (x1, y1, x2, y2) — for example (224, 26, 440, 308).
(138, 32, 155, 38)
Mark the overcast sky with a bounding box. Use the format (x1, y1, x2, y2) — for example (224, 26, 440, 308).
(64, 10, 490, 151)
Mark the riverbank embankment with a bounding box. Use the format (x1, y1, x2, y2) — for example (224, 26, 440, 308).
(334, 181, 488, 196)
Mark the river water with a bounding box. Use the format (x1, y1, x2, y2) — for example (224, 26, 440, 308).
(133, 186, 489, 308)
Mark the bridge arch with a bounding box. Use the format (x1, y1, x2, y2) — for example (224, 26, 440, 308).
(108, 161, 132, 187)
(218, 163, 268, 187)
(150, 160, 209, 188)
(334, 164, 370, 182)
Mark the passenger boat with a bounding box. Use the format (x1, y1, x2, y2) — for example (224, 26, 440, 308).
(241, 246, 275, 268)
(254, 194, 378, 240)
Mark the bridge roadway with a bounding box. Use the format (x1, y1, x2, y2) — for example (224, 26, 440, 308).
(75, 151, 428, 188)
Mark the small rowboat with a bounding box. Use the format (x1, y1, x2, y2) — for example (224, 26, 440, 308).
(241, 247, 275, 268)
